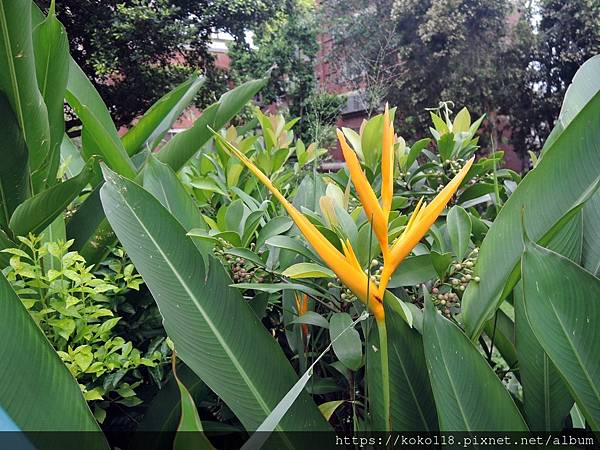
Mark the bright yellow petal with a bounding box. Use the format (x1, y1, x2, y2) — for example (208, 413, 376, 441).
(336, 129, 388, 253)
(381, 104, 394, 215)
(341, 239, 362, 272)
(379, 157, 474, 293)
(213, 130, 384, 319)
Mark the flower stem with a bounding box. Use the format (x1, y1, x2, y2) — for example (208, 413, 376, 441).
(376, 317, 391, 432)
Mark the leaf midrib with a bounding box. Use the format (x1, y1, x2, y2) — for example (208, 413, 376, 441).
(391, 343, 430, 430)
(116, 187, 283, 432)
(546, 296, 600, 428)
(432, 320, 474, 435)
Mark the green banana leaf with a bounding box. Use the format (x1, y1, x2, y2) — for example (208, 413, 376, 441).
(9, 159, 93, 237)
(99, 168, 329, 435)
(32, 1, 69, 187)
(462, 88, 600, 339)
(0, 94, 30, 234)
(122, 74, 205, 155)
(423, 297, 527, 431)
(0, 272, 108, 449)
(522, 240, 600, 431)
(157, 76, 268, 172)
(173, 360, 214, 450)
(65, 60, 136, 179)
(142, 156, 207, 231)
(0, 0, 50, 179)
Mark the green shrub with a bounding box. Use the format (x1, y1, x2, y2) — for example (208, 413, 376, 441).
(1, 235, 163, 422)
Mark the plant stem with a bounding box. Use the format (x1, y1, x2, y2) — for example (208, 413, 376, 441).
(376, 318, 391, 432)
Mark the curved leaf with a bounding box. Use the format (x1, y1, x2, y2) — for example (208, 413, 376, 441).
(132, 364, 208, 450)
(10, 160, 92, 237)
(522, 241, 600, 430)
(423, 297, 527, 431)
(447, 205, 471, 260)
(0, 94, 29, 233)
(543, 55, 600, 152)
(329, 313, 362, 371)
(100, 168, 329, 434)
(0, 0, 50, 176)
(143, 155, 206, 231)
(65, 60, 136, 179)
(173, 359, 214, 450)
(122, 75, 205, 156)
(32, 2, 69, 186)
(0, 272, 106, 446)
(282, 262, 335, 279)
(462, 89, 600, 339)
(157, 77, 268, 172)
(386, 300, 437, 431)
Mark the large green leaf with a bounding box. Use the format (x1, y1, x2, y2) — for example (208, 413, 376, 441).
(122, 74, 205, 156)
(385, 301, 437, 431)
(0, 94, 30, 234)
(157, 77, 268, 172)
(0, 0, 50, 178)
(99, 168, 329, 434)
(462, 89, 600, 339)
(522, 240, 600, 430)
(543, 55, 600, 152)
(582, 190, 600, 276)
(0, 272, 107, 447)
(513, 214, 579, 431)
(32, 1, 69, 187)
(515, 286, 573, 431)
(9, 160, 92, 237)
(65, 60, 136, 179)
(423, 297, 527, 431)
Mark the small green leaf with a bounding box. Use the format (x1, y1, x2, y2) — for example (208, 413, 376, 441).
(447, 206, 472, 260)
(329, 313, 362, 371)
(282, 262, 335, 279)
(318, 400, 345, 421)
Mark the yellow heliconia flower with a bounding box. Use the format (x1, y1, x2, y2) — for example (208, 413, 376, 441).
(210, 110, 473, 322)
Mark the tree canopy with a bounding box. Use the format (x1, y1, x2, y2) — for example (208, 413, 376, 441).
(35, 0, 286, 127)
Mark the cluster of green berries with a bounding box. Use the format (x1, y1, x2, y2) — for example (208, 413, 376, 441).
(431, 247, 480, 317)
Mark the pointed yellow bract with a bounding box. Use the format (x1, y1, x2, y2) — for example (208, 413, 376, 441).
(212, 131, 384, 320)
(337, 129, 389, 255)
(211, 116, 473, 323)
(381, 104, 394, 216)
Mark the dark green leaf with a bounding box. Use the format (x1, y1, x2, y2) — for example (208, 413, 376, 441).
(0, 94, 30, 233)
(387, 255, 437, 288)
(122, 75, 205, 155)
(447, 206, 471, 260)
(522, 241, 600, 430)
(462, 89, 600, 339)
(0, 0, 50, 180)
(100, 168, 329, 433)
(423, 297, 527, 431)
(10, 160, 92, 237)
(32, 2, 69, 186)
